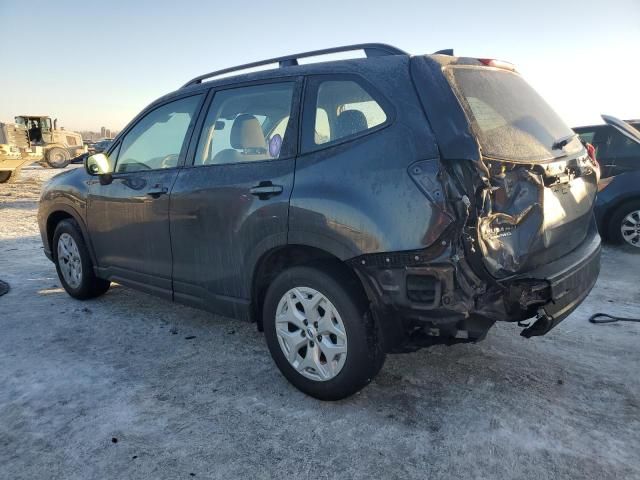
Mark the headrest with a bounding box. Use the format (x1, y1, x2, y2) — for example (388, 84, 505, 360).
(230, 114, 267, 151)
(335, 110, 368, 138)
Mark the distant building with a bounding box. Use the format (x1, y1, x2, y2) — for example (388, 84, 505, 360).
(79, 128, 119, 143)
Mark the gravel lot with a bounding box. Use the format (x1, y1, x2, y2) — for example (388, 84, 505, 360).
(1, 166, 639, 480)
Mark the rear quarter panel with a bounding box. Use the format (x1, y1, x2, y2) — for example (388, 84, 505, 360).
(289, 58, 453, 259)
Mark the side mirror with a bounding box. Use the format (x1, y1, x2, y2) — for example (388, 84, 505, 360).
(85, 153, 112, 176)
(85, 153, 114, 185)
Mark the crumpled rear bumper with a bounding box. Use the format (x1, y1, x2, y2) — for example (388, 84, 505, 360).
(511, 225, 601, 337)
(349, 220, 601, 351)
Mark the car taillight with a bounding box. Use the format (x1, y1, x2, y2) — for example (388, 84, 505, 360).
(585, 142, 600, 180)
(477, 58, 517, 71)
(586, 143, 597, 164)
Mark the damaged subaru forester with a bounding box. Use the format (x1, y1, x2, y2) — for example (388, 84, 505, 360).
(38, 44, 600, 400)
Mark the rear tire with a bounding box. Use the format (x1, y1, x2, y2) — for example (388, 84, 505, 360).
(263, 264, 385, 400)
(0, 171, 11, 183)
(46, 147, 71, 168)
(608, 200, 640, 251)
(53, 219, 111, 299)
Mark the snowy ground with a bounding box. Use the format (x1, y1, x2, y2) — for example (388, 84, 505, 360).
(1, 165, 639, 479)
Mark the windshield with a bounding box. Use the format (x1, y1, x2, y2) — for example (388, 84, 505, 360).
(447, 66, 582, 162)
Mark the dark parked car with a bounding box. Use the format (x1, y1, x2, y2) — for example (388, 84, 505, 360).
(93, 139, 113, 153)
(38, 44, 601, 399)
(575, 116, 640, 249)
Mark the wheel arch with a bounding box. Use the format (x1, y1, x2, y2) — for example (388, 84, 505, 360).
(250, 244, 368, 331)
(46, 206, 97, 265)
(603, 195, 640, 240)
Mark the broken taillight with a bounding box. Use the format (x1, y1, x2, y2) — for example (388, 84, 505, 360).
(477, 58, 517, 71)
(585, 142, 600, 179)
(586, 142, 597, 164)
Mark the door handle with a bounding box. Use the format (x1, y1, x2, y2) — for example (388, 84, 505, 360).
(146, 185, 168, 198)
(250, 182, 283, 199)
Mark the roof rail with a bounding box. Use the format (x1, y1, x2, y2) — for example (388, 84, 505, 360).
(181, 43, 408, 88)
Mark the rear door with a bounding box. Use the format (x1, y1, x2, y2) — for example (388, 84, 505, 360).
(88, 94, 204, 297)
(169, 79, 301, 317)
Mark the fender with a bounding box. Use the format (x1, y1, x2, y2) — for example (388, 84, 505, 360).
(42, 202, 98, 268)
(595, 171, 640, 232)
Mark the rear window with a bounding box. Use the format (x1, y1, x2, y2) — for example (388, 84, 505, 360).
(447, 67, 582, 162)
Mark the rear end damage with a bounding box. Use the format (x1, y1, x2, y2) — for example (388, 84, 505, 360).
(350, 55, 601, 352)
(351, 156, 600, 352)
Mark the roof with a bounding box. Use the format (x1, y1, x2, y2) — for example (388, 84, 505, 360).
(180, 43, 408, 89)
(155, 50, 413, 106)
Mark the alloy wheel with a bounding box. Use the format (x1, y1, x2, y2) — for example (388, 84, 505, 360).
(57, 233, 83, 288)
(621, 209, 640, 248)
(275, 287, 348, 381)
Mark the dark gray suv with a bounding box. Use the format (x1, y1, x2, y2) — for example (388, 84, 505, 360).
(38, 44, 601, 400)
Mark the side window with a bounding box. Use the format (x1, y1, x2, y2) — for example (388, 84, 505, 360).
(194, 82, 295, 166)
(116, 95, 203, 173)
(270, 115, 290, 139)
(106, 143, 121, 168)
(310, 79, 388, 148)
(607, 129, 640, 159)
(314, 108, 330, 144)
(591, 127, 611, 161)
(576, 129, 595, 145)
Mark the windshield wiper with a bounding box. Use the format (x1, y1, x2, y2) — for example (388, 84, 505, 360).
(551, 133, 577, 150)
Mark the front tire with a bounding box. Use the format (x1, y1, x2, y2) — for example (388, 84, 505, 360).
(263, 265, 384, 400)
(46, 147, 71, 168)
(608, 200, 640, 251)
(53, 219, 111, 299)
(0, 171, 12, 183)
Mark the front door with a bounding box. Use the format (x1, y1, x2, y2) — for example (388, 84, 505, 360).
(170, 80, 300, 317)
(88, 94, 204, 297)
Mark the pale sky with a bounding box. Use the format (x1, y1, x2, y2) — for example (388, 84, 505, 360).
(1, 0, 638, 132)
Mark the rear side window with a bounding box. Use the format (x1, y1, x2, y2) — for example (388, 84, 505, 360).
(303, 78, 388, 151)
(575, 129, 596, 145)
(447, 67, 582, 162)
